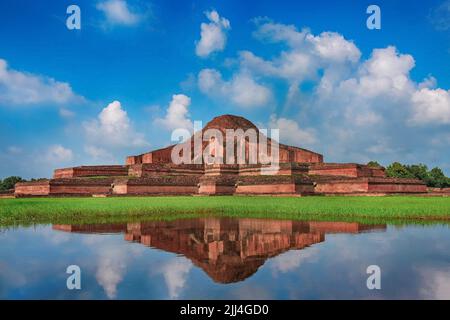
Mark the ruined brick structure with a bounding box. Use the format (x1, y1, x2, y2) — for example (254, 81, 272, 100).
(15, 114, 428, 197)
(53, 218, 386, 283)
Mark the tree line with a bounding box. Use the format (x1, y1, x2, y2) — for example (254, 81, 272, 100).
(0, 176, 47, 191)
(368, 161, 450, 188)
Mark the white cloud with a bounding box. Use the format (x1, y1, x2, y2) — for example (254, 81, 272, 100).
(270, 247, 318, 274)
(95, 247, 127, 299)
(198, 69, 272, 108)
(158, 258, 192, 299)
(410, 88, 450, 125)
(419, 267, 450, 299)
(247, 22, 360, 83)
(154, 94, 193, 131)
(46, 145, 74, 163)
(0, 59, 82, 106)
(269, 115, 316, 146)
(418, 76, 437, 90)
(59, 108, 75, 119)
(309, 32, 361, 63)
(353, 111, 382, 126)
(84, 145, 114, 161)
(96, 0, 143, 26)
(195, 10, 231, 57)
(227, 20, 449, 170)
(253, 20, 307, 47)
(83, 101, 148, 158)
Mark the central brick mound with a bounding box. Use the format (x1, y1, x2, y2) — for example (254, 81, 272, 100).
(14, 114, 429, 197)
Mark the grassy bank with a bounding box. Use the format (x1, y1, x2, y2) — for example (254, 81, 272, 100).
(1, 195, 450, 226)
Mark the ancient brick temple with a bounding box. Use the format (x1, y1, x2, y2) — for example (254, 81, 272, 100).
(15, 114, 427, 197)
(53, 218, 387, 283)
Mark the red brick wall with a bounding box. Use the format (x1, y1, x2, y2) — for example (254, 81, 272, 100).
(53, 168, 74, 179)
(54, 166, 128, 178)
(50, 185, 112, 195)
(370, 168, 386, 177)
(236, 184, 296, 194)
(199, 184, 235, 195)
(15, 182, 50, 196)
(368, 183, 427, 193)
(310, 167, 360, 177)
(126, 185, 198, 195)
(315, 181, 369, 193)
(309, 164, 386, 178)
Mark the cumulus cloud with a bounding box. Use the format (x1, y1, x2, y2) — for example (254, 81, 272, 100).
(221, 20, 449, 169)
(270, 247, 319, 274)
(84, 145, 114, 161)
(96, 0, 143, 26)
(95, 247, 127, 299)
(1, 144, 74, 178)
(269, 115, 316, 147)
(83, 101, 148, 161)
(0, 59, 82, 106)
(158, 258, 192, 299)
(154, 94, 193, 131)
(195, 10, 231, 57)
(309, 32, 361, 63)
(45, 145, 74, 164)
(198, 69, 272, 108)
(247, 21, 360, 82)
(419, 267, 450, 299)
(410, 88, 450, 125)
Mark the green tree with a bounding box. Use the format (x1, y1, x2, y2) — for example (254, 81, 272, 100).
(0, 176, 25, 191)
(385, 162, 415, 179)
(428, 167, 449, 188)
(406, 164, 429, 182)
(367, 161, 382, 167)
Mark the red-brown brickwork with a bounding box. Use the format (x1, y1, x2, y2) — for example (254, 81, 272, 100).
(53, 218, 386, 283)
(54, 165, 128, 178)
(13, 115, 431, 197)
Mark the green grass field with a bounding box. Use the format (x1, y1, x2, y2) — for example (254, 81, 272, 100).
(1, 195, 450, 226)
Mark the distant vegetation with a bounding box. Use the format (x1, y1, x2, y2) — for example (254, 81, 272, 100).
(368, 162, 450, 188)
(0, 176, 25, 191)
(0, 176, 47, 191)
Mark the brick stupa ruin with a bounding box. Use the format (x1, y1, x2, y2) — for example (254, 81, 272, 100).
(15, 114, 427, 197)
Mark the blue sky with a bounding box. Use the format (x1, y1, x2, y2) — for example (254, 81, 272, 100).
(0, 0, 449, 178)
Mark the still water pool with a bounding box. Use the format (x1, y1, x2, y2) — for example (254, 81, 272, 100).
(1, 218, 449, 299)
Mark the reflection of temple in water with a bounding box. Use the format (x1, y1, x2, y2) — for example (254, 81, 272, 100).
(53, 218, 386, 283)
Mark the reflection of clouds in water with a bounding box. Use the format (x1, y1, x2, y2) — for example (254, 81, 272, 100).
(270, 247, 319, 274)
(95, 247, 127, 299)
(37, 228, 72, 245)
(419, 267, 450, 300)
(157, 257, 192, 299)
(0, 262, 27, 294)
(231, 284, 273, 300)
(85, 235, 146, 299)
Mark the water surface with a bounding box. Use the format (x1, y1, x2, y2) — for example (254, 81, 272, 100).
(1, 217, 449, 299)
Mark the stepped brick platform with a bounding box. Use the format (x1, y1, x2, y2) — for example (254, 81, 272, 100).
(53, 165, 128, 179)
(14, 114, 428, 197)
(0, 189, 14, 198)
